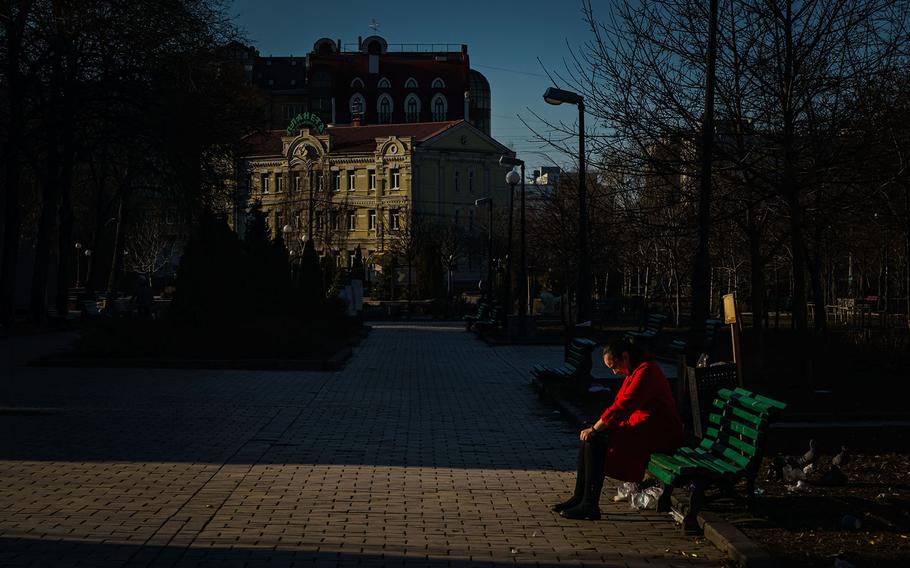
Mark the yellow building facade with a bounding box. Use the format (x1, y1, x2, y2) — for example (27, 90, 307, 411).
(237, 120, 514, 284)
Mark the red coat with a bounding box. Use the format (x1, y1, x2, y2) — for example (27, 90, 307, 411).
(599, 360, 683, 481)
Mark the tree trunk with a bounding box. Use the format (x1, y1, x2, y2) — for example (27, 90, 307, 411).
(54, 94, 76, 317)
(747, 206, 765, 367)
(691, 0, 719, 327)
(0, 1, 30, 326)
(106, 190, 130, 301)
(29, 128, 61, 321)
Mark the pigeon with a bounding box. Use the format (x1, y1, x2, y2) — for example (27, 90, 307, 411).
(797, 439, 817, 467)
(818, 465, 848, 486)
(765, 456, 785, 482)
(832, 445, 850, 468)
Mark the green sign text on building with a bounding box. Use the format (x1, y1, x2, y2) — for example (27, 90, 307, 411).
(286, 112, 326, 135)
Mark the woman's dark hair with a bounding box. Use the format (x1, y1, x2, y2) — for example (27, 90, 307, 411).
(602, 339, 652, 370)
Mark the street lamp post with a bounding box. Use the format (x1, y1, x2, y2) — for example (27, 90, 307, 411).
(475, 197, 493, 303)
(500, 156, 527, 336)
(503, 170, 518, 327)
(74, 242, 83, 287)
(543, 87, 590, 325)
(84, 249, 93, 289)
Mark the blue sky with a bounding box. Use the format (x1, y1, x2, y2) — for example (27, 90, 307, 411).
(228, 0, 595, 169)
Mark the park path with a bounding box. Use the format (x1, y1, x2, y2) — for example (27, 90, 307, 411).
(1, 322, 719, 566)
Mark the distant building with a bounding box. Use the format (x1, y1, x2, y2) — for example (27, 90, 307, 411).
(225, 36, 491, 135)
(235, 120, 513, 286)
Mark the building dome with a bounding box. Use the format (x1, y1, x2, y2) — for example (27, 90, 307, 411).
(468, 70, 491, 135)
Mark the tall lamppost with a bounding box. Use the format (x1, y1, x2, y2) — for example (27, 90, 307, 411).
(84, 249, 93, 289)
(475, 197, 493, 303)
(500, 156, 527, 336)
(74, 242, 83, 287)
(543, 87, 590, 325)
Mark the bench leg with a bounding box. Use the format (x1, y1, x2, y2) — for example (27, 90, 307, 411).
(682, 481, 705, 535)
(656, 483, 673, 512)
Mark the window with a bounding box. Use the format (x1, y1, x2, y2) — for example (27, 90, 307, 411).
(316, 172, 324, 190)
(391, 168, 400, 190)
(432, 94, 447, 121)
(431, 77, 446, 89)
(333, 171, 340, 192)
(351, 77, 364, 89)
(350, 93, 365, 116)
(274, 211, 283, 236)
(378, 94, 393, 123)
(330, 210, 340, 231)
(468, 169, 474, 192)
(348, 210, 357, 231)
(275, 173, 283, 193)
(405, 77, 418, 89)
(316, 210, 324, 232)
(260, 173, 269, 193)
(348, 170, 356, 191)
(294, 211, 301, 229)
(368, 169, 376, 191)
(405, 94, 420, 122)
(368, 209, 377, 230)
(454, 170, 460, 192)
(390, 209, 400, 231)
(378, 77, 391, 89)
(293, 173, 300, 193)
(348, 251, 356, 267)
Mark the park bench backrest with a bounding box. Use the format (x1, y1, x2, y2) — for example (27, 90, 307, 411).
(704, 319, 724, 344)
(699, 388, 786, 472)
(566, 338, 597, 372)
(644, 313, 667, 333)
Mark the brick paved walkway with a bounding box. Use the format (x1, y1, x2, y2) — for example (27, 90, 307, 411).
(1, 323, 721, 566)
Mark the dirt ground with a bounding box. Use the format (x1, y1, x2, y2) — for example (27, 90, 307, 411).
(725, 453, 910, 567)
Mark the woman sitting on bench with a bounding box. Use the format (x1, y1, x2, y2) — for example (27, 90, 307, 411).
(553, 339, 683, 520)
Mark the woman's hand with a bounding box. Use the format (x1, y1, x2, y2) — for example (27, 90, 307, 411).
(579, 427, 597, 442)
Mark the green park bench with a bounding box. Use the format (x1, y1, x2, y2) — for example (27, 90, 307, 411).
(463, 302, 490, 330)
(531, 337, 598, 381)
(625, 313, 668, 343)
(648, 387, 787, 534)
(669, 318, 725, 361)
(472, 305, 503, 333)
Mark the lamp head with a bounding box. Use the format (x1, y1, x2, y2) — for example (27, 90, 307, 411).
(543, 87, 583, 106)
(282, 224, 293, 233)
(499, 155, 524, 168)
(505, 170, 520, 186)
(474, 197, 491, 206)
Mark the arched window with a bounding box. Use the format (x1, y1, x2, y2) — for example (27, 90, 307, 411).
(349, 93, 365, 116)
(431, 93, 447, 121)
(431, 77, 446, 89)
(378, 94, 393, 123)
(404, 94, 420, 122)
(405, 77, 418, 89)
(378, 77, 391, 89)
(350, 77, 364, 89)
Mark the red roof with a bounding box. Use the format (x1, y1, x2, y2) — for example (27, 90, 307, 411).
(241, 120, 462, 157)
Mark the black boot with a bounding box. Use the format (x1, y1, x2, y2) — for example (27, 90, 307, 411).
(560, 437, 606, 520)
(552, 441, 587, 512)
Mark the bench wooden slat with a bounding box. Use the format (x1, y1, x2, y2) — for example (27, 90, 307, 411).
(707, 413, 761, 441)
(695, 439, 752, 469)
(711, 399, 766, 426)
(675, 448, 737, 475)
(703, 427, 759, 457)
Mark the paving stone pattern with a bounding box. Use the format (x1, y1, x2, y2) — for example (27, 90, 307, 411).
(1, 323, 720, 566)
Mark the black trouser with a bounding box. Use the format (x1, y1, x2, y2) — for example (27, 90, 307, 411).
(569, 433, 608, 506)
